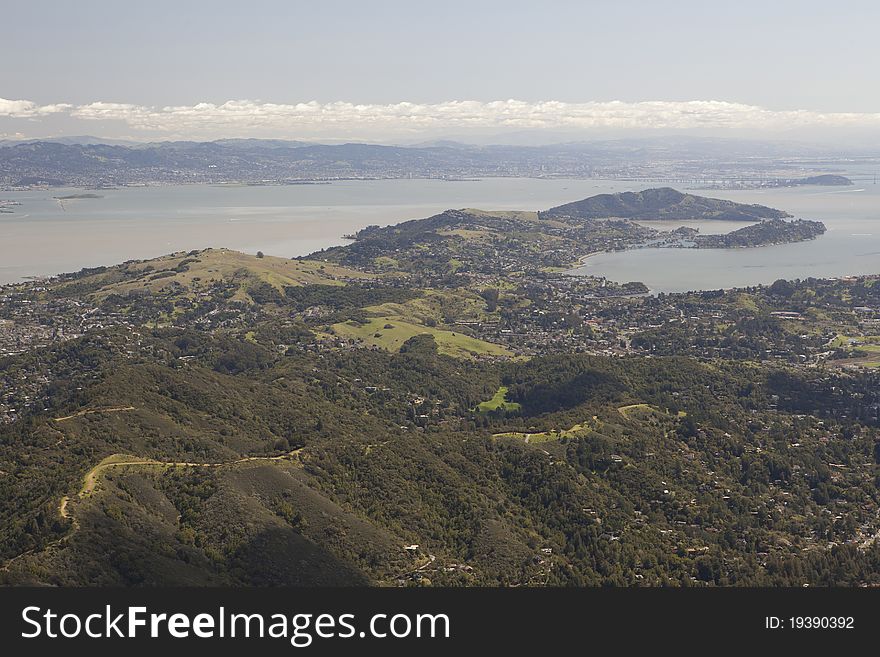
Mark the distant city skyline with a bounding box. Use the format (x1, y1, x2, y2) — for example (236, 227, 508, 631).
(3, 0, 880, 144)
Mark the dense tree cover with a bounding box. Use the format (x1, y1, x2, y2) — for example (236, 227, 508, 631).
(2, 325, 879, 586)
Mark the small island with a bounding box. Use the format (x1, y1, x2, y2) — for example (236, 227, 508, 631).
(697, 174, 854, 190)
(53, 193, 104, 200)
(690, 218, 826, 248)
(791, 174, 853, 186)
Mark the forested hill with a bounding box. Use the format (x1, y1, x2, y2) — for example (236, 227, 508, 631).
(540, 187, 791, 222)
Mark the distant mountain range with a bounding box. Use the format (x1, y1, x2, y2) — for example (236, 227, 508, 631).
(0, 139, 586, 186)
(0, 135, 142, 147)
(0, 136, 868, 188)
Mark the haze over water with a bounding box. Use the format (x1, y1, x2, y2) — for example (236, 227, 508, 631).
(2, 177, 878, 291)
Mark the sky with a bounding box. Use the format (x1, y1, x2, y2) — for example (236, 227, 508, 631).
(2, 0, 880, 143)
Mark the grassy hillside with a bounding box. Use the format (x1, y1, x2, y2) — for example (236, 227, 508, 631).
(54, 248, 370, 303)
(331, 316, 511, 359)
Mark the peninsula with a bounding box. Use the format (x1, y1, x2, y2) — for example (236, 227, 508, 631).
(317, 189, 826, 280)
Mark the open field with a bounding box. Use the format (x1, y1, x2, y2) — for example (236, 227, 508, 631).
(828, 334, 880, 368)
(332, 317, 511, 359)
(463, 209, 540, 222)
(364, 289, 494, 325)
(476, 386, 521, 412)
(493, 417, 600, 443)
(830, 334, 880, 350)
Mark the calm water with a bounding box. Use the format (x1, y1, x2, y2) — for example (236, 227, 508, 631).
(1, 178, 878, 290)
(573, 184, 880, 292)
(0, 178, 644, 284)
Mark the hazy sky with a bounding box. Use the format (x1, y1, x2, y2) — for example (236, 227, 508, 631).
(2, 0, 880, 142)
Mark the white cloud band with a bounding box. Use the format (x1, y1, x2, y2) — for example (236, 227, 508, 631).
(3, 97, 880, 137)
(0, 98, 72, 118)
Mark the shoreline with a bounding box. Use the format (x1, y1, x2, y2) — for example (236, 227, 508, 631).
(575, 250, 610, 266)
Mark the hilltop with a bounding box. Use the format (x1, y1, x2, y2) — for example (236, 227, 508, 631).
(540, 187, 791, 222)
(49, 248, 372, 303)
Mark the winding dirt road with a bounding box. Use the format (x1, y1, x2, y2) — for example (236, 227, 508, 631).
(1, 448, 304, 573)
(59, 448, 305, 519)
